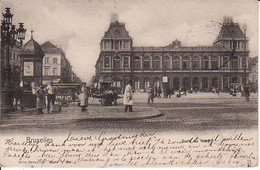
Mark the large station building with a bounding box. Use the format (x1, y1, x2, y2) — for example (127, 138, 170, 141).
(95, 16, 249, 92)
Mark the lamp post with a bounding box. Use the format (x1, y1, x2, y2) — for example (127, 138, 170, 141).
(243, 24, 247, 88)
(1, 7, 26, 113)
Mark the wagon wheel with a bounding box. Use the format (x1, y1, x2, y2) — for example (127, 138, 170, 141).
(100, 98, 106, 106)
(61, 101, 70, 107)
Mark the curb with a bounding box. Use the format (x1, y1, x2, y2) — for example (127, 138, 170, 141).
(0, 107, 163, 127)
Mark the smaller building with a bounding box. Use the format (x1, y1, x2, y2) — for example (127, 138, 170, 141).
(41, 41, 81, 84)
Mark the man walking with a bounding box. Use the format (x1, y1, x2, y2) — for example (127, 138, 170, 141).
(123, 80, 133, 112)
(45, 81, 56, 113)
(244, 85, 250, 102)
(147, 85, 154, 104)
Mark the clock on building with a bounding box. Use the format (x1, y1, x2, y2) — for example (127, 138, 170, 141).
(115, 29, 120, 35)
(24, 62, 34, 76)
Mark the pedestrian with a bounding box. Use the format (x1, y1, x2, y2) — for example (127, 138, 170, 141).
(147, 85, 154, 104)
(153, 85, 157, 99)
(123, 80, 134, 112)
(14, 83, 24, 111)
(45, 81, 56, 113)
(184, 87, 187, 96)
(167, 87, 171, 98)
(171, 87, 175, 95)
(80, 83, 90, 112)
(33, 84, 45, 114)
(216, 87, 219, 95)
(244, 85, 250, 102)
(157, 86, 161, 98)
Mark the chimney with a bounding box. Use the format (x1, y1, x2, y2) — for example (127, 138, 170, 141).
(110, 13, 119, 23)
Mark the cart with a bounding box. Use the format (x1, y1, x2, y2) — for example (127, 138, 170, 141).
(92, 81, 121, 106)
(53, 83, 81, 107)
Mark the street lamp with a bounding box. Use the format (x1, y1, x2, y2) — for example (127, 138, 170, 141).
(1, 7, 26, 114)
(243, 24, 247, 87)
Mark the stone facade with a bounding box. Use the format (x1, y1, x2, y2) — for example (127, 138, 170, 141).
(41, 41, 82, 85)
(95, 18, 250, 93)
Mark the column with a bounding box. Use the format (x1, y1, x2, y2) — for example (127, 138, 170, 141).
(140, 56, 143, 69)
(160, 55, 163, 69)
(219, 56, 221, 69)
(228, 57, 231, 69)
(189, 56, 192, 70)
(180, 55, 183, 69)
(209, 55, 212, 69)
(220, 75, 223, 90)
(199, 56, 202, 69)
(170, 56, 173, 69)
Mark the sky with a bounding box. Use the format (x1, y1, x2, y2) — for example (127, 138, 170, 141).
(1, 0, 258, 83)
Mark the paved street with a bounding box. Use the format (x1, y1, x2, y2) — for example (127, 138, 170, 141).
(0, 92, 257, 135)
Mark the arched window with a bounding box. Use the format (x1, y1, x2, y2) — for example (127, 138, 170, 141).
(223, 56, 229, 67)
(113, 56, 120, 69)
(124, 56, 129, 67)
(232, 56, 238, 69)
(192, 56, 199, 70)
(183, 56, 190, 70)
(202, 56, 209, 69)
(144, 78, 150, 89)
(143, 56, 151, 69)
(133, 56, 141, 69)
(104, 56, 110, 68)
(153, 56, 161, 69)
(163, 56, 170, 69)
(172, 56, 180, 70)
(212, 56, 218, 70)
(134, 78, 141, 90)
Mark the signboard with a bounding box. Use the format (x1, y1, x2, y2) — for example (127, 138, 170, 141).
(24, 62, 34, 76)
(163, 76, 168, 83)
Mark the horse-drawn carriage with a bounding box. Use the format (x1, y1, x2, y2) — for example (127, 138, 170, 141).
(53, 83, 81, 107)
(91, 81, 121, 106)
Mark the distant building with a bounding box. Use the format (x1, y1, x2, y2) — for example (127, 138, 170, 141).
(95, 16, 250, 92)
(249, 56, 258, 91)
(41, 41, 81, 84)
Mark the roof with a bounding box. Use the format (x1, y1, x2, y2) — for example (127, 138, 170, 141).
(41, 41, 65, 54)
(214, 22, 246, 43)
(22, 38, 44, 56)
(103, 21, 131, 39)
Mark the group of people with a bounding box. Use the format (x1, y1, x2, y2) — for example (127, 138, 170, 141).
(32, 81, 90, 113)
(32, 81, 56, 114)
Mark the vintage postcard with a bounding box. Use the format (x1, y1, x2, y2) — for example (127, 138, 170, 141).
(0, 0, 258, 168)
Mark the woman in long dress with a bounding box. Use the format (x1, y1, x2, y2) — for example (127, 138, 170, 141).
(123, 80, 133, 112)
(80, 83, 89, 112)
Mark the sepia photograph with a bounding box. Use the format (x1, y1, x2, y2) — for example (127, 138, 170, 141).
(0, 0, 258, 168)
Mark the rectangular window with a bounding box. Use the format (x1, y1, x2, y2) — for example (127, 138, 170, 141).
(53, 58, 57, 64)
(115, 41, 119, 50)
(44, 67, 50, 76)
(45, 57, 49, 64)
(53, 68, 58, 76)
